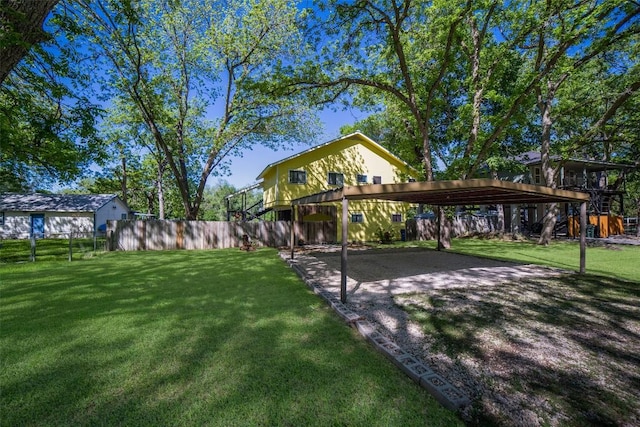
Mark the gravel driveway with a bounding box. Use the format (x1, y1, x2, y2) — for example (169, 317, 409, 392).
(285, 245, 580, 426)
(290, 246, 567, 303)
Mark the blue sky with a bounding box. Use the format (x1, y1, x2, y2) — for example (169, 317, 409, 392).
(219, 106, 369, 189)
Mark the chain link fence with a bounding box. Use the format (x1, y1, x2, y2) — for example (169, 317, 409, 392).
(0, 233, 108, 263)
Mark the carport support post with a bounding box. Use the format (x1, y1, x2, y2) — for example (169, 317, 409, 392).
(436, 206, 442, 251)
(341, 196, 348, 303)
(580, 201, 586, 273)
(290, 206, 295, 260)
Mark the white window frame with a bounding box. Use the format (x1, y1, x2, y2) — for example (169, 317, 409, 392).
(328, 172, 344, 186)
(392, 213, 403, 223)
(356, 174, 367, 184)
(289, 169, 307, 184)
(373, 175, 382, 184)
(351, 213, 364, 223)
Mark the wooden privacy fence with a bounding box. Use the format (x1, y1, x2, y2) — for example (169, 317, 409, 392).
(107, 216, 498, 251)
(107, 220, 292, 251)
(405, 216, 499, 241)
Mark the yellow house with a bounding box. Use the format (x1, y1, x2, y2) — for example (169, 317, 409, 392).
(256, 132, 420, 243)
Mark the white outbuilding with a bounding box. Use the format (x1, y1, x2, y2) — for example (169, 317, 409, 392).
(0, 193, 130, 239)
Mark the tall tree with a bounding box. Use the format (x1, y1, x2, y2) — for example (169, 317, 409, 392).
(73, 0, 317, 219)
(292, 0, 541, 245)
(300, 0, 638, 245)
(1, 0, 104, 190)
(292, 1, 540, 179)
(98, 97, 179, 219)
(0, 0, 59, 85)
(291, 0, 472, 181)
(283, 0, 480, 247)
(513, 0, 640, 244)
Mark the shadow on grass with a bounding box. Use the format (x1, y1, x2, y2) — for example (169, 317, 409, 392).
(1, 249, 460, 426)
(447, 238, 640, 282)
(396, 274, 640, 426)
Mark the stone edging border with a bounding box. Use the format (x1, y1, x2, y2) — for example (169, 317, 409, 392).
(281, 253, 470, 412)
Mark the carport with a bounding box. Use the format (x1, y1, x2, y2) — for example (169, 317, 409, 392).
(289, 179, 591, 303)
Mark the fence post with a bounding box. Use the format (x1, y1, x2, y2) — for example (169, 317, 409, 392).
(30, 234, 36, 262)
(68, 232, 73, 262)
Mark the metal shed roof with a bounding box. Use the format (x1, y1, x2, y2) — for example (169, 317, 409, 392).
(291, 179, 590, 206)
(0, 193, 122, 213)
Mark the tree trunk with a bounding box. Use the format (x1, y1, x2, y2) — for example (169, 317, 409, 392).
(157, 180, 165, 220)
(120, 155, 127, 206)
(637, 201, 640, 238)
(0, 0, 58, 85)
(536, 81, 560, 245)
(436, 207, 451, 250)
(145, 192, 155, 217)
(539, 202, 558, 246)
(461, 12, 487, 174)
(491, 170, 505, 236)
(157, 160, 166, 220)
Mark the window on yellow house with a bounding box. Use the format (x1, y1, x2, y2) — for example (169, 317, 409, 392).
(392, 213, 402, 222)
(357, 174, 367, 184)
(328, 172, 344, 186)
(351, 213, 363, 223)
(289, 170, 307, 184)
(373, 176, 382, 184)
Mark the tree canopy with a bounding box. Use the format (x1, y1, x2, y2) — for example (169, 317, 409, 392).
(1, 0, 104, 192)
(66, 0, 317, 219)
(1, 0, 638, 225)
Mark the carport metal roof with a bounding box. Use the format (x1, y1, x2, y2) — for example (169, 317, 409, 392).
(289, 179, 590, 303)
(291, 178, 590, 206)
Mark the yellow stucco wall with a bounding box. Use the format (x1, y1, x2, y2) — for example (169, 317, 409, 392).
(337, 199, 412, 242)
(260, 133, 417, 242)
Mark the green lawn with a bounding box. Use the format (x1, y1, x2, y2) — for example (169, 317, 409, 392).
(448, 237, 640, 282)
(389, 237, 640, 282)
(0, 237, 106, 263)
(0, 248, 461, 426)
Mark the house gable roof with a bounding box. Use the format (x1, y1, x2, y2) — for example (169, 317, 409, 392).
(0, 193, 125, 213)
(516, 151, 635, 171)
(256, 132, 419, 180)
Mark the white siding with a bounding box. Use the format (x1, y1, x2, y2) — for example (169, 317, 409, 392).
(95, 199, 129, 232)
(0, 212, 94, 238)
(47, 213, 94, 237)
(1, 212, 30, 238)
